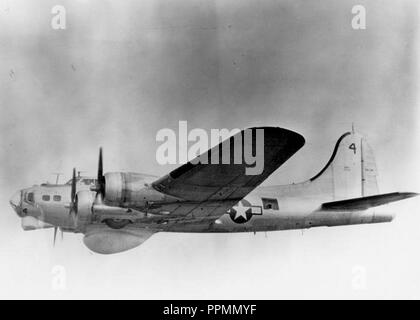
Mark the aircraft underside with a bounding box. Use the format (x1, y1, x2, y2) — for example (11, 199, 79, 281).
(80, 207, 394, 254)
(163, 209, 394, 233)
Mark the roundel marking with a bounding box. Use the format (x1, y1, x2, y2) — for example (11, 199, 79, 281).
(229, 206, 253, 224)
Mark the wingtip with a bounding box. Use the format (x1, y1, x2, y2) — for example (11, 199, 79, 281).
(246, 126, 305, 148)
(405, 192, 419, 198)
(396, 192, 420, 200)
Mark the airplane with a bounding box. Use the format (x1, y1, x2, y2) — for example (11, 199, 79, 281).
(9, 127, 418, 254)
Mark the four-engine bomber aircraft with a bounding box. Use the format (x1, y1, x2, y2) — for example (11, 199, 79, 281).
(9, 127, 418, 254)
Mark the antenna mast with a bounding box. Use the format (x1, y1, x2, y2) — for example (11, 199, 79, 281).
(52, 173, 62, 185)
(360, 139, 365, 197)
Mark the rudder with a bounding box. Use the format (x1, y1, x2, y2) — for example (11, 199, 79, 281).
(310, 131, 379, 200)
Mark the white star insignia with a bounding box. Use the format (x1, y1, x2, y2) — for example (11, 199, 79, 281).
(234, 207, 249, 220)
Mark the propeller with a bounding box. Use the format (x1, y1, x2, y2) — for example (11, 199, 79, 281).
(53, 227, 58, 246)
(53, 227, 64, 247)
(52, 167, 78, 246)
(91, 147, 105, 202)
(69, 167, 77, 217)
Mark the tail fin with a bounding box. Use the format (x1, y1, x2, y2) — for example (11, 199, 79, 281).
(309, 131, 379, 200)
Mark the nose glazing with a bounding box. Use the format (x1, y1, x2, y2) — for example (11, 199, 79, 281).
(10, 190, 23, 217)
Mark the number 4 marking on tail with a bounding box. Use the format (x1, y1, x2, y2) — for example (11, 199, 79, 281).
(349, 143, 357, 154)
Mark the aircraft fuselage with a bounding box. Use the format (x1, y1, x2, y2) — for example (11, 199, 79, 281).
(11, 181, 394, 235)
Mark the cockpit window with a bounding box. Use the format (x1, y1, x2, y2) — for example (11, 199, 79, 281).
(66, 177, 81, 185)
(26, 192, 34, 203)
(42, 195, 50, 201)
(65, 177, 97, 185)
(53, 195, 61, 202)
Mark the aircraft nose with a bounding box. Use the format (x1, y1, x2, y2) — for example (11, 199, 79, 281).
(9, 190, 24, 217)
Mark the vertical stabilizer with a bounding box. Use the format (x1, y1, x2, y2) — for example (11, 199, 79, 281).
(309, 131, 379, 200)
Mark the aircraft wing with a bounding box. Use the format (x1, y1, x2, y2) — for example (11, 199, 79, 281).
(151, 127, 305, 219)
(321, 192, 418, 211)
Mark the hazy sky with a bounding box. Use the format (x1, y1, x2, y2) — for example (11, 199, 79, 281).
(0, 0, 419, 299)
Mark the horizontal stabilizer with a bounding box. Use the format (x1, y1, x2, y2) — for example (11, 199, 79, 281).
(321, 192, 418, 211)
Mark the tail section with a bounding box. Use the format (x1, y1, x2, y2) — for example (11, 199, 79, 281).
(258, 129, 418, 229)
(309, 131, 379, 200)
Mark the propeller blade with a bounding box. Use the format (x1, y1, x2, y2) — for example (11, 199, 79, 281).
(98, 147, 103, 182)
(91, 148, 105, 201)
(71, 168, 76, 203)
(53, 227, 58, 246)
(97, 148, 105, 197)
(69, 168, 77, 217)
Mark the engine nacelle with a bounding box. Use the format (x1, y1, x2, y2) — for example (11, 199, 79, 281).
(103, 172, 166, 207)
(74, 190, 94, 229)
